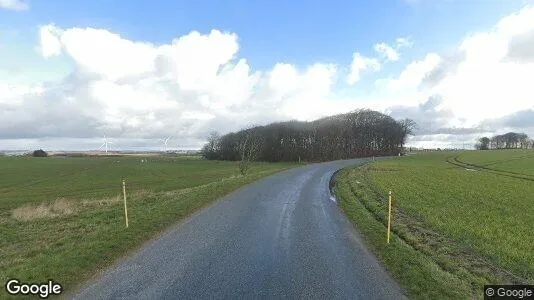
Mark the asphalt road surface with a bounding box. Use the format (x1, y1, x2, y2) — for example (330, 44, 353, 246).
(74, 158, 405, 300)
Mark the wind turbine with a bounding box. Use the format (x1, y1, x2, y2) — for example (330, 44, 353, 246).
(159, 137, 170, 152)
(98, 135, 112, 154)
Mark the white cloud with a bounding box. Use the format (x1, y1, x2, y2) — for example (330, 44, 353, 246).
(346, 52, 381, 85)
(2, 5, 534, 150)
(373, 37, 412, 62)
(38, 24, 63, 58)
(496, 5, 534, 37)
(40, 25, 158, 81)
(156, 30, 240, 91)
(1, 24, 349, 147)
(396, 37, 414, 48)
(382, 5, 534, 141)
(276, 63, 339, 120)
(385, 53, 441, 90)
(268, 63, 300, 95)
(348, 36, 412, 85)
(374, 43, 399, 61)
(431, 7, 534, 125)
(0, 0, 28, 11)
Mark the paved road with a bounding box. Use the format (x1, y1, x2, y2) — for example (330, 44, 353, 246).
(74, 159, 405, 300)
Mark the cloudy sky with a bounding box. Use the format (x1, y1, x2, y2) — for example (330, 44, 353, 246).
(1, 0, 533, 151)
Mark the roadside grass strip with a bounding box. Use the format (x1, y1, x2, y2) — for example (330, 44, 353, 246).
(335, 151, 534, 299)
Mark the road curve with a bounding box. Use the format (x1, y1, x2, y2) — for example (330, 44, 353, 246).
(74, 158, 405, 300)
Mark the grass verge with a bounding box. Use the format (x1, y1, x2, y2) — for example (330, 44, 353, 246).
(334, 152, 534, 299)
(334, 167, 472, 299)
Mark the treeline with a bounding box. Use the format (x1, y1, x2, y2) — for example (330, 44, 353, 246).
(476, 132, 533, 150)
(202, 109, 415, 162)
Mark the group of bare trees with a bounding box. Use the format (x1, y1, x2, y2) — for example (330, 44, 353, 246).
(201, 109, 416, 163)
(476, 132, 533, 150)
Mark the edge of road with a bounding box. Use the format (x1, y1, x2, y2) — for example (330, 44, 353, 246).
(70, 158, 405, 299)
(67, 165, 306, 298)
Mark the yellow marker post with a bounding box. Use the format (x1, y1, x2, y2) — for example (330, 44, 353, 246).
(387, 190, 392, 244)
(122, 180, 129, 228)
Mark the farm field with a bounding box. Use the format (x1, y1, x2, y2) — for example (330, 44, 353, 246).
(0, 155, 289, 210)
(335, 150, 534, 299)
(454, 149, 534, 177)
(0, 155, 298, 297)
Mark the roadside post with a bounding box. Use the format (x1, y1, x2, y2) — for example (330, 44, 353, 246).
(387, 190, 392, 244)
(122, 179, 129, 228)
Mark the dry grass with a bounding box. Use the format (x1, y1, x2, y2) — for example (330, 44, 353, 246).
(8, 172, 276, 222)
(10, 186, 199, 222)
(12, 198, 77, 221)
(9, 177, 247, 222)
(9, 179, 247, 222)
(134, 189, 151, 198)
(81, 195, 122, 207)
(11, 195, 125, 221)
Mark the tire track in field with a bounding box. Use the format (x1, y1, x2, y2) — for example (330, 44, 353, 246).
(480, 154, 534, 167)
(453, 155, 534, 179)
(446, 155, 534, 182)
(351, 161, 531, 288)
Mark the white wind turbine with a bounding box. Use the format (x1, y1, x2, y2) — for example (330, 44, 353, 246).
(160, 137, 170, 152)
(98, 135, 113, 154)
(159, 137, 170, 152)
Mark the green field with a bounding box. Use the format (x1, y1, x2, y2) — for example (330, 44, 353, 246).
(0, 155, 297, 297)
(335, 150, 534, 299)
(454, 149, 534, 178)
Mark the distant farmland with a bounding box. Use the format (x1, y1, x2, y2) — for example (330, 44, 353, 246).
(0, 155, 297, 297)
(0, 155, 285, 210)
(335, 149, 534, 299)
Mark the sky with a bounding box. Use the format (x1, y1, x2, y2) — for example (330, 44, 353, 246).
(1, 0, 533, 151)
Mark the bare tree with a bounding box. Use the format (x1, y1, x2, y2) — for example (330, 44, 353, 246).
(475, 137, 490, 150)
(518, 133, 529, 149)
(201, 131, 221, 159)
(398, 118, 417, 150)
(237, 128, 262, 175)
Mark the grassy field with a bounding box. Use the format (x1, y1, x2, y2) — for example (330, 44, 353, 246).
(454, 149, 534, 178)
(0, 155, 298, 298)
(334, 150, 534, 299)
